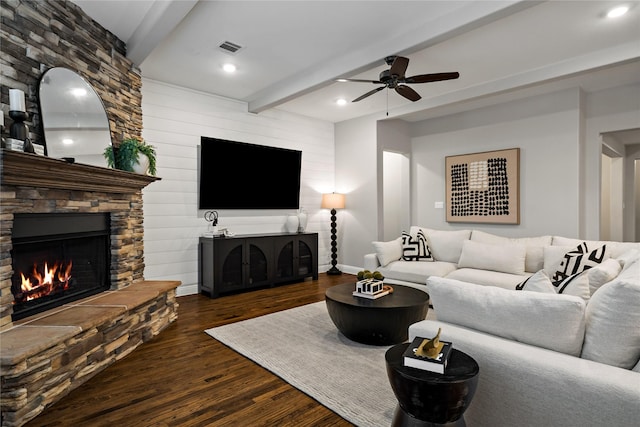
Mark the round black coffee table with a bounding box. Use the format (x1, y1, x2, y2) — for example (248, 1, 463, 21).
(325, 283, 429, 345)
(385, 342, 479, 426)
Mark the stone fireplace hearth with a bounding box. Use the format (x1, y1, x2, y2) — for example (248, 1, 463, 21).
(0, 150, 180, 426)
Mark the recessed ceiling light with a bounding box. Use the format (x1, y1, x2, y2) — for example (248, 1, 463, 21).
(62, 138, 74, 145)
(336, 98, 347, 106)
(607, 5, 629, 18)
(222, 63, 236, 73)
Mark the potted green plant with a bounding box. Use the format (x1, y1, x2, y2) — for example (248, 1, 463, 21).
(104, 137, 157, 176)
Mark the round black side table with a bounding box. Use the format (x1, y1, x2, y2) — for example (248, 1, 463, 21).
(385, 342, 479, 427)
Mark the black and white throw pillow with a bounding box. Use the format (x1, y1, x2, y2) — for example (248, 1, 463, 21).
(402, 229, 434, 262)
(551, 242, 608, 283)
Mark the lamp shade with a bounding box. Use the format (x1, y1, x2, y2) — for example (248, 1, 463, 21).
(321, 193, 345, 209)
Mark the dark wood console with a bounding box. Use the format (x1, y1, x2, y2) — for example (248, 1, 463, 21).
(198, 232, 318, 298)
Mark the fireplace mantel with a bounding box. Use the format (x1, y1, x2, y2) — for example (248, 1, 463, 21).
(1, 149, 160, 193)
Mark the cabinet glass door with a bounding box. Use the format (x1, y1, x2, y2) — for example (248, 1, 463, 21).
(220, 244, 243, 290)
(298, 240, 313, 276)
(248, 243, 268, 285)
(275, 241, 294, 279)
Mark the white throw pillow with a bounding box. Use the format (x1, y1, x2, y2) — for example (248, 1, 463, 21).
(372, 237, 403, 267)
(412, 227, 471, 263)
(471, 230, 551, 272)
(581, 259, 640, 369)
(517, 268, 591, 301)
(401, 229, 433, 262)
(458, 240, 526, 275)
(515, 270, 556, 293)
(554, 269, 591, 302)
(427, 276, 586, 356)
(588, 258, 622, 295)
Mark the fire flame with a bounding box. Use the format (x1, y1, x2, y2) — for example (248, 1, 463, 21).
(19, 260, 73, 301)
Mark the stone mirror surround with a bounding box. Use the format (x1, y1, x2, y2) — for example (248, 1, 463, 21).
(38, 67, 112, 167)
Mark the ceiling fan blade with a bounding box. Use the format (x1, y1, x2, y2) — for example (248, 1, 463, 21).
(395, 85, 421, 102)
(404, 72, 460, 84)
(352, 86, 385, 102)
(337, 78, 384, 84)
(389, 56, 409, 78)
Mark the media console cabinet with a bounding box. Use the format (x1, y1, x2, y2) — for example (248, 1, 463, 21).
(198, 232, 318, 298)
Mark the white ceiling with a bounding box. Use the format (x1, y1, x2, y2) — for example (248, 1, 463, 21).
(72, 0, 640, 125)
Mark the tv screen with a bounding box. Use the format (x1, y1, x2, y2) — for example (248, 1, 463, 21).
(199, 137, 302, 209)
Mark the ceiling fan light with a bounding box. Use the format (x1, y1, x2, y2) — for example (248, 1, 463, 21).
(607, 5, 629, 18)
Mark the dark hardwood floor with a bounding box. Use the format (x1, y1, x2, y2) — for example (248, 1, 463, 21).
(27, 274, 357, 427)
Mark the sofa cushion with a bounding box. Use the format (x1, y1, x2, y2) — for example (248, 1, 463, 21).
(401, 229, 433, 262)
(412, 227, 471, 263)
(581, 258, 640, 369)
(471, 230, 552, 272)
(445, 268, 530, 290)
(458, 239, 526, 275)
(552, 236, 640, 259)
(372, 237, 403, 267)
(377, 260, 457, 285)
(426, 276, 586, 356)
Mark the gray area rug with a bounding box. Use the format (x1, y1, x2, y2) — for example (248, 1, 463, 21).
(205, 301, 397, 426)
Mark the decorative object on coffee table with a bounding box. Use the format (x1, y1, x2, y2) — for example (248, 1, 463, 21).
(325, 283, 428, 345)
(321, 192, 345, 275)
(386, 342, 479, 426)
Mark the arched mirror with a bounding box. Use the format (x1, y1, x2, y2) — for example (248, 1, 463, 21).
(38, 67, 112, 167)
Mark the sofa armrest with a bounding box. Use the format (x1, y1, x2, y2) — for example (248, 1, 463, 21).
(363, 253, 380, 271)
(409, 320, 640, 427)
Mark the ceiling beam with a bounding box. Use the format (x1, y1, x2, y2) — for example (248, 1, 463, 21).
(127, 0, 198, 66)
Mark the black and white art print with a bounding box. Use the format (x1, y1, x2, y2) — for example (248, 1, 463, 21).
(445, 148, 520, 224)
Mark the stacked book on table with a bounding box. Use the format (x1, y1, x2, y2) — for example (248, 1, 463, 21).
(403, 335, 453, 374)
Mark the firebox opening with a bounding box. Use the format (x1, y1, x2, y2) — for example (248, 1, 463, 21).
(11, 213, 111, 321)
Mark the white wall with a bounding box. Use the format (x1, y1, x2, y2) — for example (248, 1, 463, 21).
(409, 89, 581, 238)
(584, 83, 640, 239)
(334, 115, 380, 271)
(141, 79, 335, 295)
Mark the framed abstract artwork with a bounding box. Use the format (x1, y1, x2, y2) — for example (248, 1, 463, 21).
(445, 148, 520, 224)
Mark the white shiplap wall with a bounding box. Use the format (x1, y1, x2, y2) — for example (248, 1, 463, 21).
(141, 79, 336, 295)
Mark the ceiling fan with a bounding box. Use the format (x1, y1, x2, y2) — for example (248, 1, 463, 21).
(339, 55, 460, 103)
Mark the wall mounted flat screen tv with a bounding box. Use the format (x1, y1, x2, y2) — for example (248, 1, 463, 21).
(199, 136, 302, 209)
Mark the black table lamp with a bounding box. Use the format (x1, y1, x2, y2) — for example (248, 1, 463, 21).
(321, 193, 345, 275)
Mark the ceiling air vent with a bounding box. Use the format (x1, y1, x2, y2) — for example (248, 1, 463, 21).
(218, 41, 243, 54)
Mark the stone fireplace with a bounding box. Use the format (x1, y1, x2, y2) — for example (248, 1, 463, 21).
(0, 150, 180, 426)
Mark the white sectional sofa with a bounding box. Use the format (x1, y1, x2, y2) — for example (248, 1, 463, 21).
(364, 227, 640, 427)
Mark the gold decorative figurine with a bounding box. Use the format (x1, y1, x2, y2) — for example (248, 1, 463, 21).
(415, 328, 444, 359)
